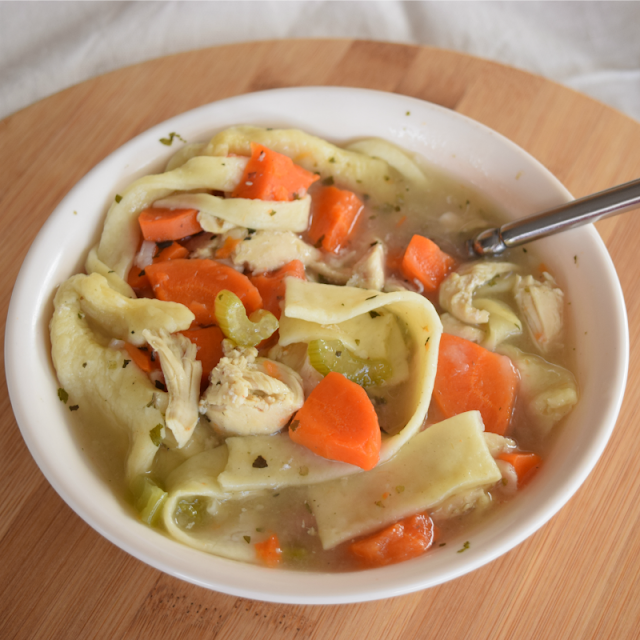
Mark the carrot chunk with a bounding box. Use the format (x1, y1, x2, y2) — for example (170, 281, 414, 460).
(153, 241, 189, 262)
(498, 452, 542, 486)
(289, 371, 381, 470)
(180, 325, 225, 382)
(124, 343, 161, 374)
(349, 513, 435, 568)
(215, 236, 242, 259)
(145, 259, 262, 327)
(138, 208, 202, 242)
(249, 260, 306, 319)
(308, 185, 363, 253)
(231, 143, 319, 202)
(433, 334, 519, 435)
(254, 534, 282, 567)
(401, 235, 456, 292)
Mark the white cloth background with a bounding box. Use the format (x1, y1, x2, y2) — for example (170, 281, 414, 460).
(2, 1, 640, 123)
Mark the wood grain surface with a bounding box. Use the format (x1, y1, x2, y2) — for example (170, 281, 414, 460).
(2, 39, 640, 640)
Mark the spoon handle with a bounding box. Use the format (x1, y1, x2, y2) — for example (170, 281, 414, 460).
(469, 177, 640, 257)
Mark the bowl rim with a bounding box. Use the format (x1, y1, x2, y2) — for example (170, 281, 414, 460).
(5, 86, 629, 604)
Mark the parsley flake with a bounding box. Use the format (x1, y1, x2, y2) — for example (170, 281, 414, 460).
(58, 388, 69, 404)
(252, 455, 268, 468)
(159, 132, 186, 146)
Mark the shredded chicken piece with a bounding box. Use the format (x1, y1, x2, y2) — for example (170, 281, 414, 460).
(346, 243, 385, 291)
(483, 432, 516, 457)
(440, 312, 485, 343)
(439, 261, 518, 325)
(232, 230, 350, 283)
(200, 340, 304, 437)
(268, 342, 324, 397)
(142, 329, 202, 449)
(430, 488, 492, 522)
(513, 272, 564, 352)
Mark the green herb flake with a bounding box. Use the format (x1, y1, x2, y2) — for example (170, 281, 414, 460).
(304, 501, 313, 514)
(82, 362, 87, 368)
(375, 500, 385, 508)
(396, 485, 405, 494)
(69, 405, 79, 412)
(243, 535, 251, 544)
(522, 248, 528, 253)
(425, 337, 430, 345)
(149, 424, 163, 447)
(314, 235, 325, 249)
(329, 157, 336, 163)
(115, 194, 123, 203)
(273, 492, 280, 497)
(574, 255, 578, 264)
(269, 209, 277, 216)
(406, 110, 411, 116)
(159, 132, 186, 146)
(365, 295, 378, 301)
(299, 465, 309, 477)
(58, 388, 69, 404)
(355, 339, 360, 345)
(108, 361, 118, 370)
(77, 312, 85, 319)
(457, 541, 470, 553)
(122, 359, 131, 368)
(256, 527, 265, 533)
(439, 543, 446, 547)
(322, 176, 334, 186)
(384, 176, 390, 181)
(290, 420, 300, 433)
(369, 310, 381, 319)
(252, 455, 268, 469)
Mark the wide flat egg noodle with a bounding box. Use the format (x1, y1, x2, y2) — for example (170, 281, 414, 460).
(309, 411, 502, 549)
(217, 279, 442, 490)
(50, 274, 190, 481)
(95, 156, 248, 279)
(203, 126, 431, 206)
(162, 446, 265, 563)
(154, 192, 312, 233)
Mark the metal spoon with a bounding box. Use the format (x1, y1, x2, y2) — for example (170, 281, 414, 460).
(466, 177, 640, 257)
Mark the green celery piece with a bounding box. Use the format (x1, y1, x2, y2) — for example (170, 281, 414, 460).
(131, 475, 167, 526)
(215, 289, 278, 347)
(307, 339, 392, 386)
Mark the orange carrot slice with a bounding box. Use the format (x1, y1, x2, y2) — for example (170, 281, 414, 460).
(349, 513, 435, 568)
(145, 259, 262, 327)
(498, 452, 542, 486)
(433, 334, 519, 435)
(308, 185, 363, 253)
(289, 371, 381, 470)
(254, 534, 282, 567)
(215, 237, 242, 259)
(153, 241, 189, 262)
(180, 325, 225, 382)
(249, 260, 306, 319)
(231, 143, 319, 202)
(401, 235, 456, 292)
(124, 343, 161, 374)
(138, 208, 202, 242)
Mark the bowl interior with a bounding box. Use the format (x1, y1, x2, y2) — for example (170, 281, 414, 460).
(5, 87, 628, 604)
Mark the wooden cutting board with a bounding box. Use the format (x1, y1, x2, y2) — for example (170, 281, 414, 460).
(2, 40, 640, 640)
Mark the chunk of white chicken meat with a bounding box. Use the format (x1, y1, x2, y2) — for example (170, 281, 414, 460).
(232, 230, 350, 283)
(499, 344, 578, 436)
(440, 312, 485, 344)
(439, 261, 518, 325)
(430, 488, 492, 522)
(346, 242, 385, 291)
(142, 329, 202, 449)
(268, 342, 324, 397)
(513, 272, 564, 353)
(200, 340, 304, 437)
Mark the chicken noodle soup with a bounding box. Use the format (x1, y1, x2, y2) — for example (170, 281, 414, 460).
(50, 126, 578, 570)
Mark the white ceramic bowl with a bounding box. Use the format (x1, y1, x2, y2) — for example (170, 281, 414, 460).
(5, 87, 628, 604)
